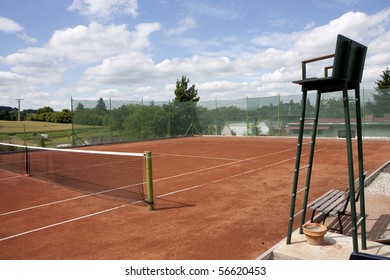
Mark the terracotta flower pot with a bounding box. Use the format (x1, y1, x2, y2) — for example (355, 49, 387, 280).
(302, 223, 328, 245)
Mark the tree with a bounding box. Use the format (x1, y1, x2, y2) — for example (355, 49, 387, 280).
(75, 103, 85, 111)
(375, 67, 390, 90)
(56, 109, 72, 123)
(174, 75, 200, 102)
(31, 106, 55, 122)
(37, 106, 54, 115)
(372, 67, 390, 117)
(124, 104, 168, 139)
(95, 98, 107, 111)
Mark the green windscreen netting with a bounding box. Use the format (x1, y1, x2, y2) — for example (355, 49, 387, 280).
(1, 89, 389, 147)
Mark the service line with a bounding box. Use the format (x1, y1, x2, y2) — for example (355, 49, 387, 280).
(156, 148, 327, 199)
(153, 146, 299, 184)
(0, 205, 125, 242)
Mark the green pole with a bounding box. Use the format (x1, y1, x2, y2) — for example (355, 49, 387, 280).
(355, 87, 367, 250)
(109, 97, 112, 143)
(168, 100, 171, 137)
(362, 87, 365, 138)
(215, 98, 218, 135)
(246, 96, 249, 135)
(145, 151, 154, 210)
(23, 124, 26, 146)
(142, 99, 144, 140)
(278, 94, 281, 130)
(25, 144, 30, 176)
(299, 91, 321, 233)
(287, 90, 307, 244)
(191, 101, 194, 135)
(71, 97, 75, 146)
(342, 88, 359, 252)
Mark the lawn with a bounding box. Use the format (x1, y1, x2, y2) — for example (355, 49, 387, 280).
(0, 121, 85, 147)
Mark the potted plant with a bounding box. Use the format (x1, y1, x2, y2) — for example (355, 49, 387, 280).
(302, 222, 328, 245)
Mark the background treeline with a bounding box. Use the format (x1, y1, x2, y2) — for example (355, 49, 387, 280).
(1, 90, 388, 136)
(0, 106, 36, 121)
(69, 91, 389, 139)
(0, 106, 71, 123)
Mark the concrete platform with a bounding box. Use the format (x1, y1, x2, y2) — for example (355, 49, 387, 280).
(258, 228, 390, 260)
(258, 161, 390, 260)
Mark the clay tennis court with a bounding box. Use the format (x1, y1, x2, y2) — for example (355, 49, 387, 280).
(1, 136, 389, 259)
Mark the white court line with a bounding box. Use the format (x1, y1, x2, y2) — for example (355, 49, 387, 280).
(0, 174, 23, 181)
(155, 152, 237, 161)
(0, 205, 125, 242)
(156, 148, 327, 199)
(0, 146, 310, 216)
(0, 181, 143, 217)
(153, 146, 298, 183)
(0, 192, 100, 217)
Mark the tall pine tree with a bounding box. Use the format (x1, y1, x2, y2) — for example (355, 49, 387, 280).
(373, 67, 390, 117)
(174, 75, 200, 102)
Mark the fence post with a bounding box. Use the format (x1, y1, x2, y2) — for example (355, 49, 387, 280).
(70, 97, 75, 146)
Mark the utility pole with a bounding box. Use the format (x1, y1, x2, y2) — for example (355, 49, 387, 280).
(14, 98, 23, 121)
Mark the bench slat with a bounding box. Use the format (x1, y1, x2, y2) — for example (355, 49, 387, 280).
(309, 189, 338, 207)
(316, 192, 346, 214)
(309, 190, 344, 210)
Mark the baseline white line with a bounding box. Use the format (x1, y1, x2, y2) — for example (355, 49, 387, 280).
(154, 146, 298, 183)
(0, 205, 125, 242)
(156, 148, 327, 199)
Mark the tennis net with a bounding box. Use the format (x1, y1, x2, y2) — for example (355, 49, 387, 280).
(0, 142, 150, 204)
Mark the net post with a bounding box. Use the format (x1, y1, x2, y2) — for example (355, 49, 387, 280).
(24, 145, 30, 177)
(145, 151, 154, 210)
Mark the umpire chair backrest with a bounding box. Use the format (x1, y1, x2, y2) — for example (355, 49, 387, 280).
(332, 34, 367, 84)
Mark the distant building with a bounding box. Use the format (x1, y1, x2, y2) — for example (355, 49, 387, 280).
(221, 121, 269, 136)
(286, 114, 390, 138)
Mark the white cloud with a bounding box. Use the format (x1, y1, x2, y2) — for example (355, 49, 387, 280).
(0, 16, 23, 33)
(83, 52, 156, 84)
(2, 7, 390, 109)
(0, 20, 161, 108)
(68, 0, 138, 20)
(18, 32, 38, 44)
(0, 17, 37, 45)
(0, 71, 28, 85)
(46, 22, 132, 63)
(2, 49, 65, 84)
(78, 5, 390, 101)
(0, 71, 53, 109)
(167, 16, 197, 36)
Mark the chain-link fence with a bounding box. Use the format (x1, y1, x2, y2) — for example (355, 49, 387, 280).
(1, 89, 389, 147)
(70, 89, 389, 145)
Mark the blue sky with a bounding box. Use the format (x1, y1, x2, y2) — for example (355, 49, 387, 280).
(1, 0, 390, 110)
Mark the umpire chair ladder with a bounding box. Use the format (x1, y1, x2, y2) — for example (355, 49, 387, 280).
(286, 34, 368, 252)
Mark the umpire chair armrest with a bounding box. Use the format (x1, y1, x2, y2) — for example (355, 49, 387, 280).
(301, 54, 335, 79)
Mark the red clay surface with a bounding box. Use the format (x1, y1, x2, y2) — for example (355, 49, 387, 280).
(0, 136, 389, 259)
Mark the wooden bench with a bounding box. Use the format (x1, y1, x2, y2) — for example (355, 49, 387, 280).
(308, 173, 367, 234)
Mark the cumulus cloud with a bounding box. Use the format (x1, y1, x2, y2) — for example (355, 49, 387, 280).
(2, 49, 65, 85)
(68, 0, 139, 20)
(83, 52, 157, 85)
(0, 16, 23, 33)
(46, 22, 132, 63)
(0, 20, 161, 108)
(0, 16, 37, 45)
(2, 7, 390, 108)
